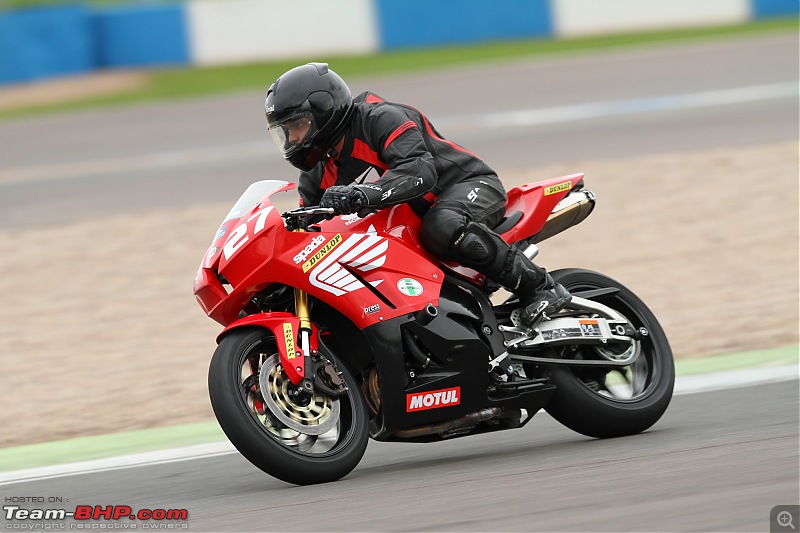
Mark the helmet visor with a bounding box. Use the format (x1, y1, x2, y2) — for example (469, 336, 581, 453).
(268, 114, 316, 158)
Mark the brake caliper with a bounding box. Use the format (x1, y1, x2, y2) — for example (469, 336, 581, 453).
(312, 354, 348, 397)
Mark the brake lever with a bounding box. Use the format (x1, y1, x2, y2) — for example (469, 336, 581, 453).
(281, 207, 335, 219)
(282, 207, 335, 230)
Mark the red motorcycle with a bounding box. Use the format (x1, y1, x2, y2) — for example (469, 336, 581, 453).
(194, 174, 674, 485)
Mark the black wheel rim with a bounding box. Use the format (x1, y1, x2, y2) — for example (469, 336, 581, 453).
(560, 281, 664, 404)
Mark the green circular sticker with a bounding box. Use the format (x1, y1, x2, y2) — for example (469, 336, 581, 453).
(397, 278, 424, 297)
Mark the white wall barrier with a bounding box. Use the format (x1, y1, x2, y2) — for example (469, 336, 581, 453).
(187, 0, 380, 66)
(551, 0, 751, 37)
(3, 0, 795, 85)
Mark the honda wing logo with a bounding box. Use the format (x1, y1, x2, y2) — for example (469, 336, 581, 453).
(308, 234, 388, 296)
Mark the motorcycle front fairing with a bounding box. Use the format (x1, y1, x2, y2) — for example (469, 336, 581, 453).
(194, 181, 445, 329)
(194, 180, 295, 324)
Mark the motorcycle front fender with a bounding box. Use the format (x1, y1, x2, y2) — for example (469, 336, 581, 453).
(217, 312, 318, 385)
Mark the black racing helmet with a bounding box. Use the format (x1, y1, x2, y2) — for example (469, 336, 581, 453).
(265, 63, 354, 171)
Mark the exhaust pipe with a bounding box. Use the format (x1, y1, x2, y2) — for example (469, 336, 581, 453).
(533, 189, 596, 244)
(392, 407, 501, 439)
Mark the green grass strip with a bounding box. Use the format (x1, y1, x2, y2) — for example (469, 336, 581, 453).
(1, 17, 796, 121)
(0, 422, 226, 472)
(674, 344, 799, 376)
(1, 344, 796, 472)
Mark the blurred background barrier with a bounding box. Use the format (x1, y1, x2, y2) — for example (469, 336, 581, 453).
(0, 4, 93, 84)
(92, 4, 189, 68)
(374, 0, 552, 49)
(187, 0, 378, 65)
(0, 0, 797, 85)
(551, 0, 750, 37)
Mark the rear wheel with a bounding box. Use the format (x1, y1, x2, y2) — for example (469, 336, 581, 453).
(538, 269, 675, 438)
(208, 328, 368, 485)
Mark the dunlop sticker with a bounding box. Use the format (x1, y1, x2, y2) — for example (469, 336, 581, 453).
(302, 233, 342, 272)
(544, 182, 571, 196)
(283, 323, 296, 360)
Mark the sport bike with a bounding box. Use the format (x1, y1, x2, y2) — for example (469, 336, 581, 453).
(194, 174, 674, 485)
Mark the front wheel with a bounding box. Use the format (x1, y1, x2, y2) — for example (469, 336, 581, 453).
(540, 268, 675, 438)
(208, 328, 368, 485)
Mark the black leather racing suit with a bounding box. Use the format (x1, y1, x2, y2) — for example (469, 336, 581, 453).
(298, 91, 511, 278)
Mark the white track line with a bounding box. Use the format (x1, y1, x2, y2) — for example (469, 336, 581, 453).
(1, 82, 796, 185)
(1, 364, 796, 486)
(0, 442, 237, 486)
(439, 81, 799, 130)
(0, 142, 269, 185)
(673, 364, 799, 395)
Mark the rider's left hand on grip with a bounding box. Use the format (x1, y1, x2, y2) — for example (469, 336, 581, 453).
(320, 185, 367, 215)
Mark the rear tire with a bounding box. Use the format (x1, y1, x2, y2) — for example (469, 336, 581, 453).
(208, 327, 369, 485)
(542, 269, 674, 438)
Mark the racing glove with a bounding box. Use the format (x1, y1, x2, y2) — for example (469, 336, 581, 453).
(319, 185, 369, 215)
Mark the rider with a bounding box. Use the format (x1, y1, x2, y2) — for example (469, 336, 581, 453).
(265, 62, 571, 328)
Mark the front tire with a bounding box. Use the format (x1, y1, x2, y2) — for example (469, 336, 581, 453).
(542, 269, 675, 438)
(208, 327, 369, 485)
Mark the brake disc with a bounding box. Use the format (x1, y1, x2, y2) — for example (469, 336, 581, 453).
(594, 340, 640, 365)
(259, 354, 340, 435)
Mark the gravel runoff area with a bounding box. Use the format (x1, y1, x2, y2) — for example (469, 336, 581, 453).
(1, 140, 797, 448)
(0, 71, 148, 112)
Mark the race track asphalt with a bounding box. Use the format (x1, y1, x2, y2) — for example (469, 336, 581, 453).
(2, 381, 798, 531)
(0, 32, 797, 229)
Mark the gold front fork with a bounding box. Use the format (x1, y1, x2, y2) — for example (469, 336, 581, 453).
(289, 223, 314, 392)
(294, 288, 311, 331)
(292, 228, 312, 331)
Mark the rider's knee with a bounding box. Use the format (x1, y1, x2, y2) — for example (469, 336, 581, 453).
(421, 208, 508, 276)
(420, 208, 466, 259)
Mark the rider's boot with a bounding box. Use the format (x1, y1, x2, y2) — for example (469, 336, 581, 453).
(447, 220, 571, 328)
(491, 248, 572, 328)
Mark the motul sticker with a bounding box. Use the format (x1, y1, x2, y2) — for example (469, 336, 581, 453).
(397, 278, 423, 296)
(282, 323, 296, 360)
(544, 182, 571, 195)
(406, 387, 461, 412)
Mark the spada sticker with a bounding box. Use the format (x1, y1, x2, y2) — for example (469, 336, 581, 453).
(397, 278, 423, 296)
(544, 182, 571, 196)
(294, 235, 326, 264)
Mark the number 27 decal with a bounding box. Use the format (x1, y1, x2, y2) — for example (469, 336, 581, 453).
(222, 207, 274, 260)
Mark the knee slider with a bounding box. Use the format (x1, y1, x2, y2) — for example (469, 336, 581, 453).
(452, 222, 507, 272)
(420, 208, 467, 258)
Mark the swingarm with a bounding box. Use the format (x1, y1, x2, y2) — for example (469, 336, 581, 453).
(492, 296, 649, 370)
